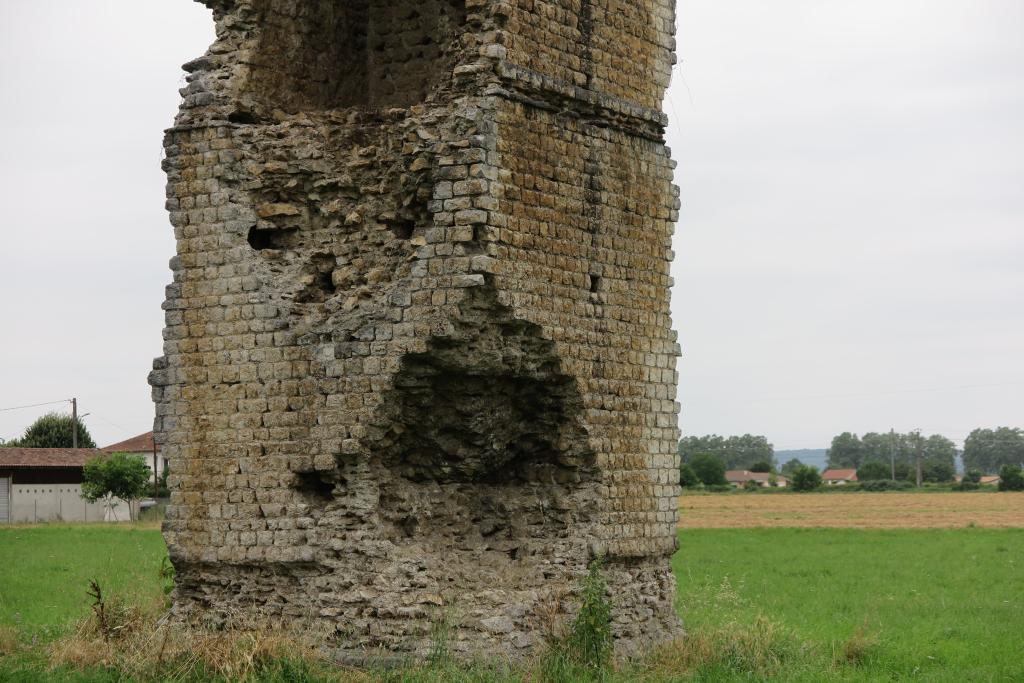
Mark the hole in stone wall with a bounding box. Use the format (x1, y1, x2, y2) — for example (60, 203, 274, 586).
(589, 275, 602, 293)
(379, 289, 595, 485)
(228, 110, 259, 124)
(248, 226, 298, 251)
(294, 472, 337, 502)
(296, 253, 338, 303)
(249, 0, 466, 112)
(387, 219, 415, 240)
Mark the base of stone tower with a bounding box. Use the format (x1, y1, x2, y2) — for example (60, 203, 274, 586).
(165, 554, 681, 665)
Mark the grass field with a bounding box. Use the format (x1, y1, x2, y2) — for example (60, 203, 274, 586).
(676, 528, 1024, 681)
(679, 491, 1024, 528)
(0, 523, 167, 638)
(1, 496, 1023, 681)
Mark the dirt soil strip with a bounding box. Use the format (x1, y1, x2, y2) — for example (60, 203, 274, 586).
(678, 492, 1024, 528)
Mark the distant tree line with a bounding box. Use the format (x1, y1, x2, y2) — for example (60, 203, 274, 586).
(827, 431, 955, 471)
(826, 427, 1024, 478)
(677, 434, 774, 470)
(678, 427, 1024, 492)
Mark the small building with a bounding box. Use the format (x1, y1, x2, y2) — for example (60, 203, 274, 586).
(101, 431, 164, 486)
(821, 468, 858, 486)
(0, 448, 137, 523)
(980, 475, 1001, 486)
(725, 470, 788, 488)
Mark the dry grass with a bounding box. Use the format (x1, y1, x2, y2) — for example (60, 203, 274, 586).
(679, 491, 1024, 528)
(0, 626, 21, 657)
(632, 616, 821, 681)
(47, 609, 351, 682)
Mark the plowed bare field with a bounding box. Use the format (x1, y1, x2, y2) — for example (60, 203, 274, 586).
(678, 491, 1024, 528)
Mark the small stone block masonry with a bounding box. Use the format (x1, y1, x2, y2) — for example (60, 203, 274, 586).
(152, 0, 681, 662)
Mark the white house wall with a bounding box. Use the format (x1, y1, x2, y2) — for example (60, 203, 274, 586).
(0, 477, 9, 523)
(8, 483, 136, 523)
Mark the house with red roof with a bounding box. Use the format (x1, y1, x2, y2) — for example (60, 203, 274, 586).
(725, 470, 789, 488)
(821, 468, 858, 486)
(0, 448, 136, 523)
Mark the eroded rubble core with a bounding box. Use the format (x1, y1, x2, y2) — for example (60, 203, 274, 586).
(152, 0, 682, 662)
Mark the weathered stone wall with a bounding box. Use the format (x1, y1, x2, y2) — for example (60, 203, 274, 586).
(153, 0, 681, 662)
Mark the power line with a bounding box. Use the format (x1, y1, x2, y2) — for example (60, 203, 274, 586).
(86, 411, 135, 436)
(0, 398, 71, 413)
(703, 380, 1024, 404)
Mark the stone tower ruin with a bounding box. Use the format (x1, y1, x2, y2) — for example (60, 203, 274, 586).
(152, 0, 681, 661)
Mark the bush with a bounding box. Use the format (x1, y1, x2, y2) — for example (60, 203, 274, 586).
(998, 465, 1024, 492)
(922, 461, 956, 483)
(790, 466, 822, 492)
(954, 469, 983, 491)
(690, 453, 728, 486)
(679, 463, 700, 488)
(743, 480, 760, 491)
(858, 479, 913, 492)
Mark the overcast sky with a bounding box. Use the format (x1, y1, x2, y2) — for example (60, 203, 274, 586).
(1, 1, 1021, 450)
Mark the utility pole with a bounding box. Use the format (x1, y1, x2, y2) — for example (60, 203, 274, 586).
(915, 430, 923, 488)
(152, 439, 159, 494)
(889, 429, 896, 481)
(71, 397, 78, 449)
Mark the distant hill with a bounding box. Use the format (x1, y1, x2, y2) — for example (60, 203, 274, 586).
(776, 448, 828, 471)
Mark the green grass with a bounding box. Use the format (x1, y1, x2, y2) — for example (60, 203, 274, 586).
(0, 524, 168, 639)
(676, 528, 1024, 681)
(1, 525, 1021, 681)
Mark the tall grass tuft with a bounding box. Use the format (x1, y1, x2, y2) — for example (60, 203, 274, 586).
(836, 619, 878, 667)
(537, 558, 615, 681)
(636, 616, 811, 680)
(564, 559, 614, 672)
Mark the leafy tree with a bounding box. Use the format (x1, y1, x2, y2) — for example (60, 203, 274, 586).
(998, 465, 1024, 492)
(81, 452, 151, 521)
(857, 460, 891, 481)
(679, 463, 700, 488)
(790, 465, 822, 492)
(922, 434, 957, 469)
(742, 479, 760, 491)
(780, 458, 804, 476)
(690, 453, 727, 486)
(678, 434, 774, 470)
(922, 461, 955, 483)
(749, 461, 773, 473)
(860, 432, 906, 465)
(827, 432, 865, 469)
(963, 428, 1024, 474)
(2, 412, 96, 449)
